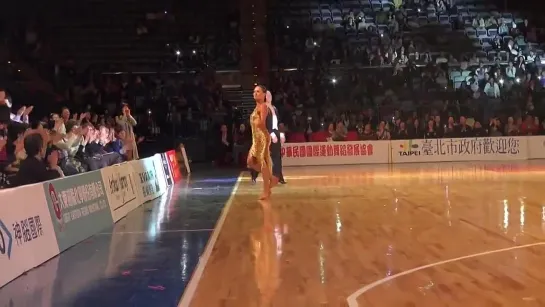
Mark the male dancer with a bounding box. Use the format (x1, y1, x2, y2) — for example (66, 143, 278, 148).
(251, 91, 286, 184)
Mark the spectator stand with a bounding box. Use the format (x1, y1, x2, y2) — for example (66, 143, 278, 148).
(265, 0, 545, 145)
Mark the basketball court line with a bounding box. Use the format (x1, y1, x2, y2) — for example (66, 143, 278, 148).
(177, 174, 242, 307)
(97, 229, 214, 235)
(346, 242, 545, 306)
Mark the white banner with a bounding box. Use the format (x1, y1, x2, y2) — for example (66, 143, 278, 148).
(0, 184, 60, 287)
(281, 141, 389, 166)
(130, 157, 166, 204)
(100, 163, 140, 222)
(527, 136, 545, 159)
(391, 137, 528, 163)
(152, 154, 168, 193)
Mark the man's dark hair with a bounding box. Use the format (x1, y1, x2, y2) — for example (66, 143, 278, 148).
(24, 133, 43, 157)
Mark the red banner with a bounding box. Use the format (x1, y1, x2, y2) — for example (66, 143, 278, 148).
(166, 150, 182, 183)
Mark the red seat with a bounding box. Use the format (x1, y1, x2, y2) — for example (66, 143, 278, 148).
(310, 131, 328, 142)
(346, 131, 358, 141)
(287, 132, 306, 143)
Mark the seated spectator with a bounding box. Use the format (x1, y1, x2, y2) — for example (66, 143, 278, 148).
(11, 132, 61, 187)
(424, 120, 438, 139)
(484, 78, 500, 98)
(55, 120, 86, 175)
(45, 145, 65, 177)
(520, 115, 539, 136)
(376, 121, 391, 140)
(485, 16, 497, 28)
(83, 124, 123, 170)
(505, 117, 519, 136)
(506, 62, 516, 79)
(106, 124, 130, 160)
(498, 21, 509, 35)
(332, 122, 347, 141)
(358, 124, 376, 140)
(489, 125, 502, 137)
(457, 116, 472, 137)
(393, 122, 410, 140)
(473, 122, 487, 137)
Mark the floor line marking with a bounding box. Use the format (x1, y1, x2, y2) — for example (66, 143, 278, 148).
(98, 229, 214, 235)
(177, 174, 242, 307)
(346, 242, 545, 307)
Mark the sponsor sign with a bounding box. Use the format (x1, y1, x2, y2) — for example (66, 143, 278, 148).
(160, 152, 173, 186)
(398, 140, 421, 156)
(527, 136, 545, 159)
(166, 150, 182, 182)
(43, 171, 113, 252)
(391, 137, 528, 163)
(0, 184, 59, 287)
(281, 141, 389, 166)
(101, 163, 139, 222)
(152, 154, 168, 193)
(131, 157, 165, 204)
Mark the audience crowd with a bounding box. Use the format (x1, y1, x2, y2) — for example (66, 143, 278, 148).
(0, 91, 139, 188)
(0, 67, 232, 187)
(258, 0, 545, 146)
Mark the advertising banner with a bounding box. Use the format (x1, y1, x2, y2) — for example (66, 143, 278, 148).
(160, 152, 173, 186)
(43, 171, 113, 252)
(166, 150, 182, 183)
(527, 136, 545, 159)
(0, 184, 60, 287)
(152, 154, 168, 193)
(130, 157, 165, 204)
(100, 163, 139, 222)
(281, 141, 389, 166)
(391, 137, 528, 163)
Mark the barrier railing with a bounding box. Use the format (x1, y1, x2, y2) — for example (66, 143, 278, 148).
(0, 151, 183, 288)
(281, 136, 545, 166)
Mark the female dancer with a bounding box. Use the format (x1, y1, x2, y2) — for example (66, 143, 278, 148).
(247, 85, 278, 199)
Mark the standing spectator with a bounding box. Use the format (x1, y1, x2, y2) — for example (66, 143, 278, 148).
(232, 123, 250, 165)
(116, 103, 138, 160)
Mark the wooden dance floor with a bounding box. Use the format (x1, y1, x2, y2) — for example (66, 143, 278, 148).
(180, 161, 545, 307)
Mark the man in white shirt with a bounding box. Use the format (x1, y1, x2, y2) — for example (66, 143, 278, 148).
(250, 90, 286, 184)
(267, 95, 286, 184)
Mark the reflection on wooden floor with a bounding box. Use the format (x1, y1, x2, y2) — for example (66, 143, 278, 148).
(184, 161, 545, 307)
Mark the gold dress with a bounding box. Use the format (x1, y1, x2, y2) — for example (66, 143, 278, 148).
(249, 107, 272, 172)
